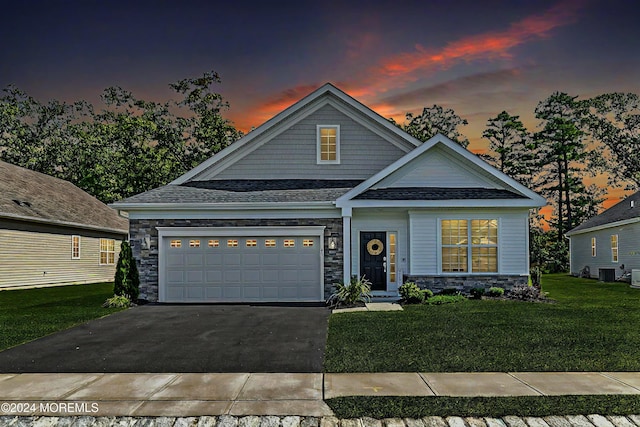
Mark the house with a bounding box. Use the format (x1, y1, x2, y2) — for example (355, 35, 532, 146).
(566, 190, 640, 281)
(0, 161, 128, 289)
(111, 83, 546, 303)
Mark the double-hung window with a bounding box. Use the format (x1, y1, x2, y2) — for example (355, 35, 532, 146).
(611, 235, 619, 262)
(317, 125, 340, 164)
(441, 219, 498, 273)
(100, 239, 115, 265)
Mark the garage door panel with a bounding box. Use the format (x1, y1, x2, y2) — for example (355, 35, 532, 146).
(205, 287, 222, 299)
(163, 233, 321, 302)
(242, 270, 261, 282)
(205, 254, 223, 266)
(185, 254, 204, 267)
(224, 270, 242, 283)
(186, 270, 203, 283)
(186, 286, 204, 299)
(224, 253, 242, 266)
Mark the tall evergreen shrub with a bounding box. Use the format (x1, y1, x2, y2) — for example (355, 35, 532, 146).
(114, 241, 140, 301)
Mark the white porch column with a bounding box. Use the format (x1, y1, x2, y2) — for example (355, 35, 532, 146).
(342, 208, 352, 284)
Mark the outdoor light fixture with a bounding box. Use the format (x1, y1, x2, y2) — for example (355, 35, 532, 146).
(328, 237, 338, 250)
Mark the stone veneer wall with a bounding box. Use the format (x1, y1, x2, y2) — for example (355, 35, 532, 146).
(129, 218, 343, 302)
(403, 274, 528, 294)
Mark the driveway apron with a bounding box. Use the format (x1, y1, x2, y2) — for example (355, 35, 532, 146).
(0, 304, 330, 373)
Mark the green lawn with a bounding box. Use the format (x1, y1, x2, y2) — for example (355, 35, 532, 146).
(324, 274, 640, 372)
(0, 283, 125, 351)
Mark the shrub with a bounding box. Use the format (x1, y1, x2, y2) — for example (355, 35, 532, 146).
(470, 287, 485, 299)
(102, 294, 131, 308)
(507, 284, 545, 302)
(426, 295, 467, 305)
(114, 241, 140, 302)
(486, 287, 505, 297)
(327, 276, 372, 308)
(399, 282, 425, 304)
(530, 266, 542, 288)
(422, 289, 434, 299)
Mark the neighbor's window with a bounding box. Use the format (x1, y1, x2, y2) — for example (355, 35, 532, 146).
(100, 238, 115, 265)
(317, 125, 340, 163)
(441, 219, 498, 273)
(170, 239, 182, 248)
(591, 237, 597, 257)
(71, 235, 81, 259)
(611, 235, 619, 262)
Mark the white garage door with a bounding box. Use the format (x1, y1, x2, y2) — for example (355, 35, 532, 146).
(160, 231, 323, 303)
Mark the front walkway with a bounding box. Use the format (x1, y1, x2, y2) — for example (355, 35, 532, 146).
(1, 372, 640, 417)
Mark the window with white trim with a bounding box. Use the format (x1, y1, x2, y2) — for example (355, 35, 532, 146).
(317, 125, 340, 164)
(591, 237, 597, 257)
(100, 238, 115, 265)
(611, 235, 618, 262)
(71, 235, 81, 259)
(441, 219, 498, 273)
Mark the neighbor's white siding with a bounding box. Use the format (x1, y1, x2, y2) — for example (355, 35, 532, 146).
(570, 222, 640, 277)
(408, 208, 530, 275)
(0, 229, 122, 288)
(351, 210, 409, 290)
(208, 104, 409, 180)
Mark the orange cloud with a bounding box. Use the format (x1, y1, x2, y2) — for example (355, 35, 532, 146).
(242, 0, 586, 131)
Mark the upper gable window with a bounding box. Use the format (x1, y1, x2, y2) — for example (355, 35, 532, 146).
(317, 125, 340, 164)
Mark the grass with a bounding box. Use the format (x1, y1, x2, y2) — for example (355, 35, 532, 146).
(326, 395, 640, 418)
(324, 274, 640, 372)
(0, 283, 126, 351)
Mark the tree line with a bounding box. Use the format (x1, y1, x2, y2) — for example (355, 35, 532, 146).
(1, 71, 638, 272)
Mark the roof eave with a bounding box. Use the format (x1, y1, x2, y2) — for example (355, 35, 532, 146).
(0, 212, 128, 235)
(565, 216, 640, 236)
(337, 199, 544, 209)
(110, 201, 338, 211)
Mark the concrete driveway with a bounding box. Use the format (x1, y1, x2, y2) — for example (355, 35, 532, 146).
(0, 304, 330, 373)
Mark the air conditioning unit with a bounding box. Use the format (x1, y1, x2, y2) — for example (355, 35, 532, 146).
(632, 270, 640, 288)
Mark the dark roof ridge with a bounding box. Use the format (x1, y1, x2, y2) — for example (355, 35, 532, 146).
(182, 179, 364, 192)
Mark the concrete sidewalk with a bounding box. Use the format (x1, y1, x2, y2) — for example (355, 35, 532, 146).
(2, 372, 640, 417)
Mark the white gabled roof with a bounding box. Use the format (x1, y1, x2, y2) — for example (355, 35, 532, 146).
(170, 83, 421, 185)
(336, 134, 547, 209)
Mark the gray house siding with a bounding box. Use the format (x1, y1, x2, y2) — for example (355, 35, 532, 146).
(129, 217, 343, 302)
(570, 222, 640, 278)
(208, 104, 409, 180)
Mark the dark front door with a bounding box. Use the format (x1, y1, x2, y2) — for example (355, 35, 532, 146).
(360, 231, 387, 291)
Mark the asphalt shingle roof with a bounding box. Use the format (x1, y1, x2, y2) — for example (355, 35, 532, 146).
(0, 161, 128, 233)
(354, 187, 527, 200)
(116, 180, 363, 204)
(568, 190, 640, 234)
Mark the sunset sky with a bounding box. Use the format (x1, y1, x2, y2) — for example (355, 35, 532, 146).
(1, 0, 639, 204)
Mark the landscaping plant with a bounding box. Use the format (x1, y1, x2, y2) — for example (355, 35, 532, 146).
(399, 282, 425, 304)
(486, 287, 505, 297)
(327, 275, 372, 308)
(112, 240, 140, 303)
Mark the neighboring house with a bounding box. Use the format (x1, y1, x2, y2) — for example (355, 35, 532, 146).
(111, 83, 546, 303)
(0, 161, 129, 289)
(566, 191, 640, 281)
